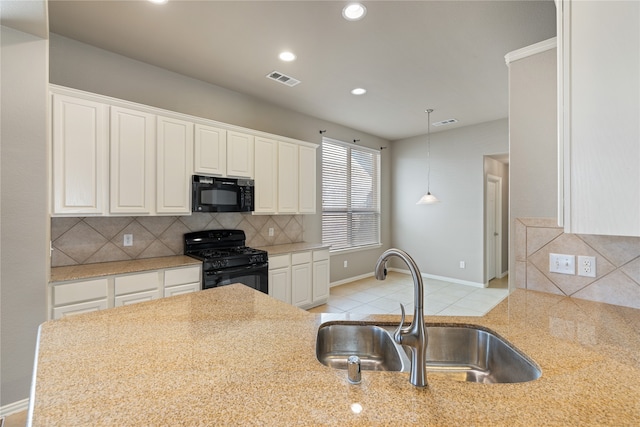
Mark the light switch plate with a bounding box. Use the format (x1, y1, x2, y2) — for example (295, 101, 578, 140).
(549, 253, 575, 275)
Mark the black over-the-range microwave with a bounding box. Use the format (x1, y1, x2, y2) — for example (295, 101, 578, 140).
(192, 175, 254, 213)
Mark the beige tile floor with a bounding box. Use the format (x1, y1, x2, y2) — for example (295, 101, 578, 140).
(308, 271, 509, 316)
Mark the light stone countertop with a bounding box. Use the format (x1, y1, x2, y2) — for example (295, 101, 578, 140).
(29, 284, 640, 426)
(50, 255, 202, 282)
(255, 242, 330, 256)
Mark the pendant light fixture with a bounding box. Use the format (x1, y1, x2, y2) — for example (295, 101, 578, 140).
(416, 109, 440, 204)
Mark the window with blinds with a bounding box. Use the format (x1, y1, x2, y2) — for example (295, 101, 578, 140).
(322, 138, 380, 251)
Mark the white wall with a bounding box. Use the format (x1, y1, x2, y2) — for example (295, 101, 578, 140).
(0, 25, 49, 407)
(390, 119, 509, 286)
(48, 34, 392, 283)
(508, 48, 558, 287)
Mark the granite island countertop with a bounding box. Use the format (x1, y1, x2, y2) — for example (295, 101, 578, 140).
(29, 284, 640, 426)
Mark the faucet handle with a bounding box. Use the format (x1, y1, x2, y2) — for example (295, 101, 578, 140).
(394, 303, 406, 344)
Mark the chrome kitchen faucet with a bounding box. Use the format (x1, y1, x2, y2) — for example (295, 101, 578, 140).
(374, 249, 428, 387)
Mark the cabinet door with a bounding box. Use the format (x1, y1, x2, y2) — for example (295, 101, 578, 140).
(227, 131, 254, 178)
(52, 94, 108, 215)
(278, 141, 299, 213)
(312, 250, 330, 303)
(559, 0, 640, 236)
(114, 290, 159, 307)
(52, 299, 108, 320)
(52, 278, 109, 306)
(269, 267, 291, 304)
(298, 145, 317, 214)
(110, 106, 155, 214)
(164, 283, 200, 298)
(194, 124, 227, 176)
(254, 137, 278, 214)
(291, 262, 312, 307)
(157, 116, 193, 214)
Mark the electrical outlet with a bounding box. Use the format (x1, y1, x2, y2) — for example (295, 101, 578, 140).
(459, 261, 466, 269)
(344, 260, 348, 268)
(268, 228, 274, 237)
(578, 256, 597, 277)
(549, 253, 575, 275)
(123, 234, 133, 247)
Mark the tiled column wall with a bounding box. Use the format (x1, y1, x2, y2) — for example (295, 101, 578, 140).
(51, 213, 304, 267)
(514, 218, 640, 309)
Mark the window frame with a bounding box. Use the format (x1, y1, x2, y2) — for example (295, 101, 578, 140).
(321, 137, 381, 253)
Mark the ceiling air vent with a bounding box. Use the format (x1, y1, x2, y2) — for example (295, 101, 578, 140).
(432, 118, 458, 127)
(266, 71, 301, 87)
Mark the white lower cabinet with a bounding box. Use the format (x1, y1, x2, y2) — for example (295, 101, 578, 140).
(268, 254, 291, 304)
(312, 250, 330, 304)
(268, 248, 330, 309)
(291, 251, 312, 307)
(49, 265, 202, 319)
(51, 278, 109, 320)
(163, 265, 201, 297)
(114, 271, 161, 307)
(52, 299, 108, 319)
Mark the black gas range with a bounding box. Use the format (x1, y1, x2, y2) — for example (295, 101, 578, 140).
(184, 229, 268, 294)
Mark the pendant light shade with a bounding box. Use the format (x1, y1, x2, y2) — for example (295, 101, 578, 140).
(416, 109, 440, 204)
(416, 192, 439, 204)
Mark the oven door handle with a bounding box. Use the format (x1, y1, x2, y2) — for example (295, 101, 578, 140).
(205, 263, 268, 276)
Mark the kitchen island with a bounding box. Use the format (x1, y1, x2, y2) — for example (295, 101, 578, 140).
(29, 284, 640, 426)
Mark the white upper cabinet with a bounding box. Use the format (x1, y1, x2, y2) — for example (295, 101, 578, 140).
(52, 94, 108, 215)
(109, 106, 156, 215)
(194, 124, 227, 176)
(50, 85, 318, 217)
(278, 141, 299, 213)
(156, 116, 193, 214)
(254, 137, 278, 214)
(298, 145, 317, 214)
(226, 131, 254, 178)
(558, 0, 640, 236)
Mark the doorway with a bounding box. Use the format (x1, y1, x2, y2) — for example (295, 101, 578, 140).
(486, 174, 502, 281)
(484, 154, 509, 285)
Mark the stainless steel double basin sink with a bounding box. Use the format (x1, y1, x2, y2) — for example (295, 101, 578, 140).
(316, 322, 541, 383)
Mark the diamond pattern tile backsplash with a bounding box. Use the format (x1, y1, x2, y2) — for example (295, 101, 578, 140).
(51, 213, 305, 267)
(515, 217, 640, 309)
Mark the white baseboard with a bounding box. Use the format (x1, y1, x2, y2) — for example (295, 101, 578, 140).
(0, 398, 29, 417)
(388, 268, 487, 288)
(330, 269, 486, 289)
(330, 271, 375, 288)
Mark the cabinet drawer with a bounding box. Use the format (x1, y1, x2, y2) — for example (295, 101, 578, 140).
(313, 249, 330, 262)
(164, 282, 200, 298)
(269, 254, 290, 269)
(114, 289, 159, 307)
(53, 278, 108, 306)
(115, 272, 160, 295)
(291, 251, 312, 265)
(52, 299, 108, 320)
(164, 266, 201, 287)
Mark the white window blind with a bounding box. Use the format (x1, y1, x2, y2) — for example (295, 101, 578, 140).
(322, 138, 380, 251)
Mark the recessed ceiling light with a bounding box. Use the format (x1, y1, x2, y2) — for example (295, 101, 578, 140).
(279, 51, 296, 62)
(351, 88, 367, 95)
(342, 3, 367, 21)
(148, 0, 168, 4)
